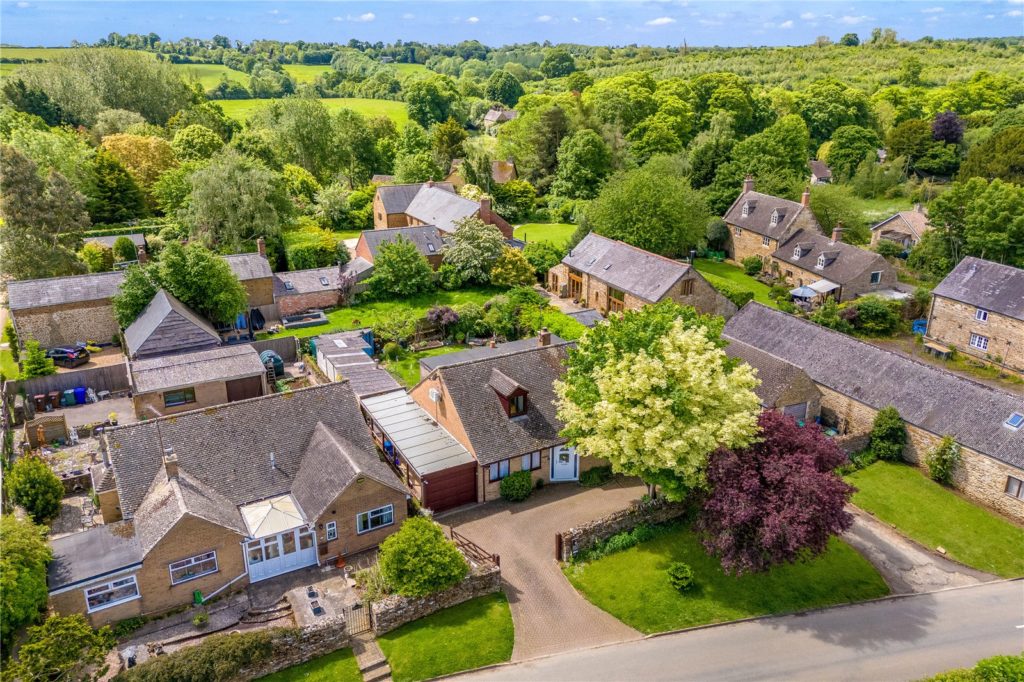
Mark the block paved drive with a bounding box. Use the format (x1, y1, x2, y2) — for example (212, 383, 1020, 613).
(440, 478, 646, 661)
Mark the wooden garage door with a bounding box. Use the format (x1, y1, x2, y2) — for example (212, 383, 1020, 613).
(423, 463, 477, 513)
(226, 375, 264, 403)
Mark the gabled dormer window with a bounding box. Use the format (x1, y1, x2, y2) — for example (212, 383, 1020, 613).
(509, 394, 526, 416)
(488, 368, 528, 418)
(770, 209, 780, 226)
(741, 201, 750, 217)
(793, 246, 802, 259)
(816, 254, 826, 269)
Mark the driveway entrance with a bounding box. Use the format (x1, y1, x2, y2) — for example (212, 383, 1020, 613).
(441, 478, 645, 661)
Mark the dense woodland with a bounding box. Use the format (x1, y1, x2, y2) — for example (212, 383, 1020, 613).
(1, 31, 1023, 289)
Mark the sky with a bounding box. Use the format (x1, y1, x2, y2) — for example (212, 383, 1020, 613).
(1, 1, 1022, 48)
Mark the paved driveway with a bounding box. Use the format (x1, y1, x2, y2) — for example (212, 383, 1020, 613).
(440, 478, 646, 661)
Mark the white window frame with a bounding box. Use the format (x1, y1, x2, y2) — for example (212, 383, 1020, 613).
(169, 551, 218, 585)
(816, 255, 826, 269)
(761, 235, 772, 247)
(85, 575, 140, 613)
(770, 210, 779, 226)
(969, 333, 989, 351)
(1005, 476, 1024, 500)
(326, 520, 338, 541)
(356, 504, 395, 535)
(975, 308, 988, 322)
(870, 271, 882, 284)
(734, 227, 742, 236)
(793, 247, 802, 259)
(741, 202, 750, 217)
(489, 459, 511, 482)
(521, 451, 541, 471)
(1005, 412, 1023, 430)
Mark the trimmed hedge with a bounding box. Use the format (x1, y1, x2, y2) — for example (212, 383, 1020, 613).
(709, 280, 755, 309)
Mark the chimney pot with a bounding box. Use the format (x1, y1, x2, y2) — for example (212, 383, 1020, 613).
(488, 338, 497, 349)
(257, 237, 267, 258)
(163, 451, 178, 479)
(831, 223, 844, 243)
(426, 179, 434, 188)
(538, 327, 551, 347)
(136, 245, 148, 264)
(801, 188, 811, 207)
(742, 175, 755, 194)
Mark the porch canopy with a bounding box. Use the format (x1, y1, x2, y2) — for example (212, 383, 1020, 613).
(808, 279, 840, 294)
(240, 494, 307, 538)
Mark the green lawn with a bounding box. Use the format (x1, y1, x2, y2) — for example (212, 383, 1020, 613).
(171, 63, 249, 89)
(0, 348, 18, 379)
(218, 97, 408, 125)
(513, 223, 575, 246)
(281, 227, 361, 252)
(393, 63, 430, 78)
(378, 593, 514, 682)
(385, 345, 468, 387)
(565, 525, 888, 634)
(846, 462, 1024, 578)
(849, 195, 916, 225)
(282, 64, 334, 83)
(692, 259, 779, 308)
(264, 286, 503, 340)
(258, 648, 361, 682)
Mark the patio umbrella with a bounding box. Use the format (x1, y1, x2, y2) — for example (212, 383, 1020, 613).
(789, 286, 816, 299)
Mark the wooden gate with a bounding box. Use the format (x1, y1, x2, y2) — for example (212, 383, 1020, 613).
(341, 601, 372, 634)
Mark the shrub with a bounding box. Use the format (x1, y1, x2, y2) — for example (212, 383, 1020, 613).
(924, 654, 1024, 682)
(925, 435, 961, 485)
(80, 242, 115, 273)
(848, 296, 902, 336)
(499, 470, 533, 502)
(741, 256, 763, 276)
(579, 465, 613, 488)
(354, 564, 392, 603)
(575, 524, 662, 562)
(3, 614, 114, 682)
(667, 562, 695, 592)
(113, 236, 138, 262)
(811, 299, 852, 334)
(378, 517, 469, 597)
(869, 406, 907, 462)
(117, 629, 277, 682)
(20, 340, 56, 379)
(8, 455, 64, 523)
(1, 515, 51, 651)
(436, 263, 464, 291)
(382, 342, 403, 361)
(874, 240, 903, 258)
(709, 280, 754, 309)
(3, 320, 18, 364)
(192, 612, 209, 629)
(112, 616, 147, 639)
(489, 247, 537, 287)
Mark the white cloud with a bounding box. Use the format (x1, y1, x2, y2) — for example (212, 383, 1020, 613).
(1006, 9, 1023, 15)
(698, 18, 723, 26)
(572, 16, 580, 23)
(276, 19, 290, 25)
(779, 19, 794, 28)
(840, 15, 870, 25)
(1008, 0, 1024, 4)
(985, 13, 996, 18)
(466, 16, 479, 23)
(646, 16, 676, 26)
(596, 16, 608, 22)
(268, 8, 279, 14)
(800, 12, 816, 20)
(332, 16, 342, 21)
(354, 12, 375, 22)
(536, 15, 553, 22)
(402, 13, 414, 20)
(920, 6, 944, 13)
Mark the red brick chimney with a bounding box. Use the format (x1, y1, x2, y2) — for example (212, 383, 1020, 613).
(136, 245, 148, 264)
(742, 175, 755, 194)
(801, 187, 811, 207)
(538, 327, 551, 347)
(479, 197, 492, 221)
(257, 237, 266, 258)
(831, 223, 845, 243)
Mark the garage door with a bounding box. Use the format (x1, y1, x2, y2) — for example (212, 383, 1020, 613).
(782, 403, 808, 420)
(423, 463, 478, 513)
(226, 375, 264, 402)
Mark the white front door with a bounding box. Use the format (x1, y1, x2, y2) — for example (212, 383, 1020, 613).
(550, 445, 579, 481)
(245, 527, 318, 582)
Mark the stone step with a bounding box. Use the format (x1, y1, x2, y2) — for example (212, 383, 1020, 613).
(363, 666, 392, 682)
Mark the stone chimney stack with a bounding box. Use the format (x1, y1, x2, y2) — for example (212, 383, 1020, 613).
(136, 245, 148, 264)
(831, 223, 845, 243)
(538, 327, 551, 347)
(257, 237, 267, 258)
(742, 175, 755, 194)
(163, 450, 178, 479)
(801, 187, 811, 207)
(426, 179, 435, 188)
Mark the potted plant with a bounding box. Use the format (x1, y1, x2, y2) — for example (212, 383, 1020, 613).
(108, 412, 118, 426)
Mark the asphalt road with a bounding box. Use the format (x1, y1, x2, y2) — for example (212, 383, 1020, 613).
(454, 580, 1024, 682)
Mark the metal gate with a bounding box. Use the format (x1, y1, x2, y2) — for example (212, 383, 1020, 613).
(341, 602, 372, 634)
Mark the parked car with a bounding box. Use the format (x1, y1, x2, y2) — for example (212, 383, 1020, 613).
(47, 345, 90, 368)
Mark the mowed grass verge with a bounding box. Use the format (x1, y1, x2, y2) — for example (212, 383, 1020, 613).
(565, 525, 888, 634)
(1, 348, 18, 379)
(218, 97, 408, 125)
(846, 462, 1024, 578)
(693, 258, 778, 308)
(513, 223, 575, 246)
(257, 647, 361, 682)
(378, 593, 514, 682)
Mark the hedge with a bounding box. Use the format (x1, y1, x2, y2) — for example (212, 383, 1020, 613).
(115, 629, 280, 682)
(709, 280, 755, 309)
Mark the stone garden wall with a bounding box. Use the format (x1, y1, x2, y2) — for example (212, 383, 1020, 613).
(557, 498, 689, 562)
(370, 562, 501, 635)
(236, 618, 351, 680)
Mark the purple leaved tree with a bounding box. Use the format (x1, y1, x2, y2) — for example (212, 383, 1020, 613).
(932, 111, 964, 145)
(697, 410, 855, 575)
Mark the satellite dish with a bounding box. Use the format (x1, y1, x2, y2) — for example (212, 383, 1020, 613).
(428, 388, 441, 403)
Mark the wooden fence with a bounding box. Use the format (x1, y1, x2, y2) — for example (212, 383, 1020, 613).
(250, 336, 299, 363)
(8, 364, 131, 398)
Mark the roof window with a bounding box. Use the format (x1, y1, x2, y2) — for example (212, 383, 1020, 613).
(1006, 412, 1024, 430)
(319, 276, 330, 286)
(427, 243, 436, 253)
(284, 281, 294, 291)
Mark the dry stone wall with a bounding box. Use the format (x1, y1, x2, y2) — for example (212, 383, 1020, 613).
(557, 497, 689, 562)
(370, 562, 501, 635)
(236, 619, 351, 680)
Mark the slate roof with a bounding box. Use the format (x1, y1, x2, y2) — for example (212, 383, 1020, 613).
(723, 191, 814, 240)
(7, 271, 125, 310)
(723, 303, 1024, 468)
(772, 229, 891, 286)
(47, 524, 142, 591)
(724, 339, 816, 408)
(123, 289, 222, 358)
(84, 233, 147, 250)
(434, 344, 572, 464)
(931, 257, 1024, 322)
(130, 345, 266, 394)
(808, 159, 832, 180)
(371, 174, 395, 184)
(419, 336, 567, 374)
(106, 381, 382, 518)
(358, 226, 447, 262)
(291, 422, 407, 521)
(484, 108, 518, 123)
(376, 182, 456, 215)
(272, 260, 374, 297)
(871, 209, 931, 241)
(561, 233, 692, 303)
(405, 186, 480, 233)
(223, 253, 273, 281)
(317, 330, 402, 397)
(565, 308, 606, 328)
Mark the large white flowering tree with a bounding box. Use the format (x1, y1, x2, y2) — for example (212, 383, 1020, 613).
(555, 301, 761, 499)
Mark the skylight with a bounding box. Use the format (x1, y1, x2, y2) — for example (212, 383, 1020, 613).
(284, 281, 294, 291)
(427, 243, 436, 253)
(1006, 412, 1024, 430)
(319, 277, 330, 286)
(585, 257, 597, 266)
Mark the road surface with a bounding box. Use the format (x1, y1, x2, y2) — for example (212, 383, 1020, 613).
(454, 580, 1024, 682)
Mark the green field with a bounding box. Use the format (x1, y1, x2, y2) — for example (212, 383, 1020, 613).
(513, 223, 575, 246)
(172, 63, 249, 89)
(258, 648, 361, 682)
(282, 64, 334, 83)
(393, 63, 429, 78)
(218, 97, 408, 125)
(692, 258, 778, 308)
(565, 525, 888, 634)
(378, 594, 514, 682)
(0, 46, 74, 60)
(846, 462, 1024, 578)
